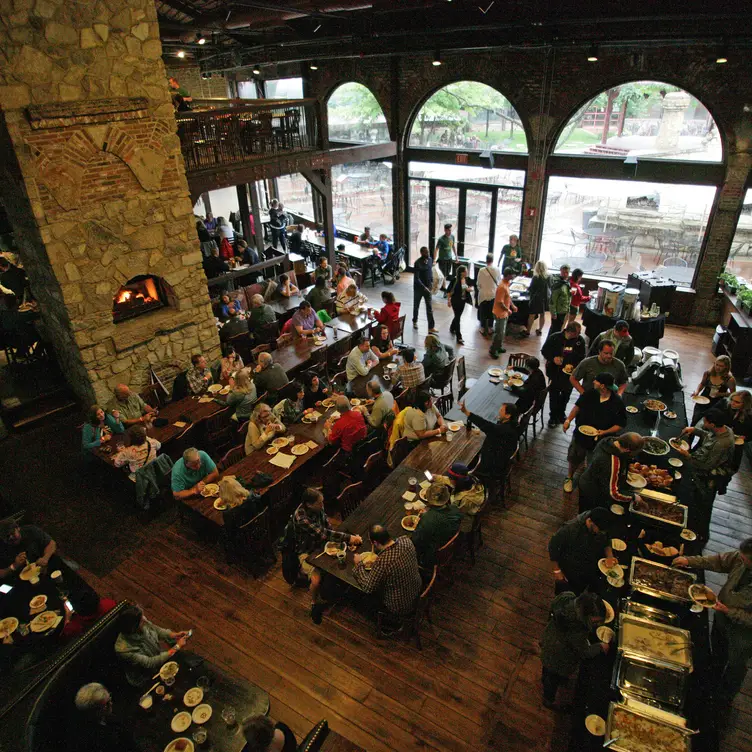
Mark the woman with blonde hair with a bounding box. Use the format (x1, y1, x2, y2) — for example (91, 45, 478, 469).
(244, 402, 286, 454)
(226, 369, 257, 422)
(691, 355, 736, 425)
(720, 391, 752, 472)
(527, 260, 550, 336)
(218, 476, 263, 538)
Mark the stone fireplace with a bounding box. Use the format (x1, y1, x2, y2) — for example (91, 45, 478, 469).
(0, 0, 221, 406)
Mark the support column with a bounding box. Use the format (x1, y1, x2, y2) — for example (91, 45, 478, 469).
(301, 168, 336, 267)
(236, 184, 252, 243)
(248, 181, 266, 255)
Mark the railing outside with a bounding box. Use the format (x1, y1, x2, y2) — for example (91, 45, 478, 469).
(175, 98, 320, 173)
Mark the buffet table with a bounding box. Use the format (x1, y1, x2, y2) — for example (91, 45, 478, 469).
(582, 306, 665, 349)
(569, 388, 717, 752)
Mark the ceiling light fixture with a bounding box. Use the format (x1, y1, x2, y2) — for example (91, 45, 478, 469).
(177, 50, 185, 58)
(309, 62, 318, 70)
(197, 33, 206, 45)
(252, 66, 261, 75)
(432, 51, 442, 66)
(587, 44, 598, 62)
(715, 51, 728, 64)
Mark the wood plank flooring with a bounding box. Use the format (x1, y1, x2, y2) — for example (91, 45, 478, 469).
(85, 276, 752, 751)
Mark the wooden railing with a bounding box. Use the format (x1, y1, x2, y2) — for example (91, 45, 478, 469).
(175, 98, 320, 173)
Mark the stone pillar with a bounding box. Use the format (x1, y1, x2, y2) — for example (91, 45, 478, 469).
(0, 0, 221, 406)
(656, 91, 691, 151)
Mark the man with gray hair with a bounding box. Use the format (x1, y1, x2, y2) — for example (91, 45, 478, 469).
(345, 336, 378, 384)
(171, 447, 219, 500)
(107, 384, 156, 427)
(73, 682, 140, 751)
(75, 682, 111, 713)
(253, 351, 289, 399)
(358, 378, 395, 430)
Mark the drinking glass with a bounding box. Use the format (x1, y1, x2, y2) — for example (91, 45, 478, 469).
(164, 675, 175, 687)
(221, 706, 236, 727)
(193, 728, 208, 746)
(196, 675, 211, 692)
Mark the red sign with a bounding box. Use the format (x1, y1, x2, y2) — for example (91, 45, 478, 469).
(455, 154, 469, 164)
(526, 207, 537, 218)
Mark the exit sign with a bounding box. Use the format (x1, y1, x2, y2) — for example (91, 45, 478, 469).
(455, 154, 469, 164)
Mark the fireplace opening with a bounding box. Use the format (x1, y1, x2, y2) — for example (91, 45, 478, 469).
(113, 275, 172, 324)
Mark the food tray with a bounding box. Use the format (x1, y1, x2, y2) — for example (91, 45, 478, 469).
(629, 557, 696, 604)
(617, 614, 693, 672)
(629, 492, 688, 529)
(605, 702, 691, 752)
(620, 599, 679, 626)
(613, 654, 687, 711)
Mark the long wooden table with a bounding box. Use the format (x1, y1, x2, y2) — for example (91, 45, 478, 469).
(444, 366, 520, 424)
(271, 326, 338, 376)
(93, 395, 225, 467)
(325, 311, 373, 336)
(312, 430, 484, 588)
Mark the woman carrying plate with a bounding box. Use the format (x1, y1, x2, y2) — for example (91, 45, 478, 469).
(244, 403, 286, 454)
(691, 355, 736, 425)
(717, 391, 752, 474)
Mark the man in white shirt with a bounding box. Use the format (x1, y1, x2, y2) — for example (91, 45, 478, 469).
(476, 253, 500, 337)
(345, 337, 378, 383)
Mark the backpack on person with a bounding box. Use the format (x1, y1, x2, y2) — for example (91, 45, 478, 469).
(279, 518, 301, 585)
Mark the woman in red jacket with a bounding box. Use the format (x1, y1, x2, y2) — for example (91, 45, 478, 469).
(567, 268, 590, 325)
(370, 290, 402, 339)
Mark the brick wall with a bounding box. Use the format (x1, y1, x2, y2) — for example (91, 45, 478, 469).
(308, 47, 752, 325)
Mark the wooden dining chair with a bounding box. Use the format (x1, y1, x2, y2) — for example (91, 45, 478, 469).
(377, 565, 436, 650)
(256, 320, 280, 346)
(395, 314, 406, 343)
(226, 506, 276, 574)
(531, 385, 549, 439)
(499, 447, 519, 506)
(205, 407, 234, 456)
(388, 436, 412, 469)
(140, 383, 164, 410)
(218, 444, 245, 472)
(330, 370, 348, 393)
(434, 393, 454, 416)
(362, 450, 387, 491)
(517, 405, 535, 452)
(336, 481, 364, 519)
(276, 332, 294, 348)
(507, 352, 528, 370)
(250, 344, 271, 364)
(455, 355, 477, 399)
(429, 358, 456, 400)
(435, 531, 460, 585)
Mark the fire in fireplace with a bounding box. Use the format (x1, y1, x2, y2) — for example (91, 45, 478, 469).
(113, 275, 170, 323)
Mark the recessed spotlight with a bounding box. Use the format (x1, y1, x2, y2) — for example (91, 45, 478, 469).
(177, 50, 185, 58)
(716, 54, 728, 64)
(432, 51, 442, 66)
(309, 62, 318, 70)
(252, 66, 261, 75)
(587, 44, 598, 62)
(197, 33, 206, 45)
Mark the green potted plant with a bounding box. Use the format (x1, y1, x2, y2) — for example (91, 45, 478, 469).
(739, 288, 752, 315)
(720, 272, 739, 294)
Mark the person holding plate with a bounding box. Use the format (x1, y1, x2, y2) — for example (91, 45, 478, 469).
(410, 483, 463, 569)
(673, 537, 752, 713)
(512, 356, 546, 414)
(541, 321, 586, 427)
(561, 373, 628, 496)
(690, 355, 736, 425)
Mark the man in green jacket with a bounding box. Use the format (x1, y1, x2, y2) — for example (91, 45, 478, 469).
(547, 265, 571, 340)
(674, 537, 752, 710)
(411, 483, 462, 568)
(540, 591, 609, 710)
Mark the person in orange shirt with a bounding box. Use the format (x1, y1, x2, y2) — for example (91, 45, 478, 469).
(490, 268, 518, 357)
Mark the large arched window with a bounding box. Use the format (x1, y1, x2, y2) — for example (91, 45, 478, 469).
(540, 81, 724, 286)
(408, 81, 527, 153)
(554, 81, 722, 162)
(327, 83, 389, 144)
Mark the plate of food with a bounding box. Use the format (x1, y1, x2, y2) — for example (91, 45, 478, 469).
(585, 714, 606, 736)
(324, 542, 345, 556)
(213, 499, 228, 511)
(643, 399, 667, 412)
(19, 564, 41, 582)
(665, 411, 677, 419)
(578, 425, 599, 437)
(200, 483, 219, 497)
(596, 626, 615, 643)
(562, 364, 574, 375)
(171, 711, 192, 733)
(447, 422, 463, 432)
(29, 595, 48, 610)
(598, 558, 624, 578)
(628, 463, 674, 490)
(510, 283, 527, 292)
(611, 538, 627, 552)
(626, 405, 639, 414)
(692, 395, 710, 404)
(350, 398, 361, 406)
(689, 584, 717, 608)
(736, 436, 745, 446)
(489, 368, 503, 377)
(0, 617, 19, 638)
(603, 600, 615, 623)
(669, 437, 689, 452)
(266, 446, 278, 455)
(642, 437, 670, 456)
(159, 661, 179, 681)
(668, 457, 683, 468)
(508, 377, 524, 388)
(419, 487, 429, 501)
(207, 384, 223, 393)
(360, 551, 378, 571)
(644, 541, 680, 558)
(30, 611, 58, 633)
(321, 398, 336, 408)
(272, 437, 290, 448)
(220, 386, 232, 395)
(627, 472, 648, 489)
(192, 704, 213, 724)
(610, 504, 625, 516)
(680, 529, 697, 541)
(401, 515, 420, 532)
(674, 471, 682, 480)
(164, 739, 194, 752)
(291, 444, 309, 456)
(183, 687, 204, 707)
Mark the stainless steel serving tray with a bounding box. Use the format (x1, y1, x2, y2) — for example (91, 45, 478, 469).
(629, 557, 696, 604)
(620, 599, 680, 626)
(617, 614, 693, 673)
(605, 702, 692, 752)
(614, 654, 687, 711)
(629, 491, 688, 529)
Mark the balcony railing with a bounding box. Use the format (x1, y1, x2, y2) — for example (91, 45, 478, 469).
(175, 98, 321, 173)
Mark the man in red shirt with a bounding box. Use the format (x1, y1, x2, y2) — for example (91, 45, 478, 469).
(325, 395, 367, 452)
(61, 590, 117, 640)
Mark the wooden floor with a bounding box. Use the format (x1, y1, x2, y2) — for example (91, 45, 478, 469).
(83, 276, 752, 752)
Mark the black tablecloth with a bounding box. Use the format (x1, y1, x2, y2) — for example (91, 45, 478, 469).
(568, 389, 718, 751)
(582, 307, 665, 349)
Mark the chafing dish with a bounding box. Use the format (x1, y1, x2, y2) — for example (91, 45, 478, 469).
(613, 654, 687, 711)
(605, 701, 692, 752)
(617, 614, 692, 672)
(630, 490, 688, 529)
(620, 599, 679, 626)
(629, 557, 696, 604)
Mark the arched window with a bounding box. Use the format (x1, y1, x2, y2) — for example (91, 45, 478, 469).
(327, 83, 389, 144)
(409, 81, 527, 154)
(554, 81, 722, 162)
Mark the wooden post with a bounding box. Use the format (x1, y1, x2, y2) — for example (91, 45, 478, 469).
(201, 192, 212, 215)
(236, 184, 252, 243)
(301, 167, 335, 268)
(600, 88, 620, 145)
(248, 181, 265, 256)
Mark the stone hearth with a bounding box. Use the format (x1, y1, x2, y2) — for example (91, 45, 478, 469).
(0, 0, 220, 405)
